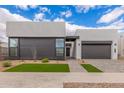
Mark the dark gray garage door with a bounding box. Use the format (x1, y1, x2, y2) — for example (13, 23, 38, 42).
(82, 41, 112, 59)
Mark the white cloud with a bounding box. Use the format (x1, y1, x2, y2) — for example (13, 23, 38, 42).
(40, 7, 48, 12)
(0, 8, 31, 43)
(16, 5, 38, 10)
(33, 13, 44, 21)
(60, 10, 72, 18)
(0, 8, 31, 24)
(75, 5, 96, 13)
(33, 9, 51, 22)
(66, 22, 86, 35)
(39, 7, 51, 15)
(98, 18, 124, 29)
(97, 6, 124, 23)
(66, 22, 85, 31)
(16, 5, 29, 10)
(30, 5, 38, 9)
(39, 18, 51, 22)
(111, 19, 124, 28)
(53, 18, 65, 22)
(104, 8, 112, 14)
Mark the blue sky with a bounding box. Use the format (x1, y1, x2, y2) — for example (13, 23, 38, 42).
(0, 5, 124, 28)
(0, 5, 124, 42)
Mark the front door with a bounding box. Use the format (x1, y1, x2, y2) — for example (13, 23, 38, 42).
(66, 48, 70, 57)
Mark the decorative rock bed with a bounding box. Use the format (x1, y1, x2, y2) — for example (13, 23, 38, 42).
(63, 82, 124, 88)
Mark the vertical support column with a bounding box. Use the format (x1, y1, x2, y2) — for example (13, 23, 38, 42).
(120, 36, 124, 57)
(76, 39, 81, 59)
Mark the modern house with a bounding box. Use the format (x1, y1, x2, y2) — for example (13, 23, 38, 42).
(6, 22, 118, 60)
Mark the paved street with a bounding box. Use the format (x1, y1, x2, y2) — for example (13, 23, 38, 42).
(1, 73, 124, 88)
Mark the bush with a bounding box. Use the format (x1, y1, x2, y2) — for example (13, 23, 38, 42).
(3, 61, 12, 67)
(41, 58, 49, 63)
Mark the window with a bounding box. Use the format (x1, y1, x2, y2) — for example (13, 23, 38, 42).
(56, 39, 64, 56)
(56, 39, 64, 48)
(9, 38, 18, 56)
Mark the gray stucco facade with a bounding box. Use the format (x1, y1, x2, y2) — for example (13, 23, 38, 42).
(7, 22, 66, 60)
(9, 37, 65, 60)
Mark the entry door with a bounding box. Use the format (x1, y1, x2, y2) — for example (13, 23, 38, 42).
(66, 48, 70, 57)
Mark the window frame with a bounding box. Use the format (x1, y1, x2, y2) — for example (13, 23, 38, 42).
(55, 39, 65, 57)
(9, 38, 19, 57)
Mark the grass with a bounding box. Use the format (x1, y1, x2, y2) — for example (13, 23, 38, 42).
(4, 64, 70, 72)
(81, 64, 103, 72)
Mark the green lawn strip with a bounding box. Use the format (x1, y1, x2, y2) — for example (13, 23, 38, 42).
(81, 64, 103, 72)
(4, 64, 70, 72)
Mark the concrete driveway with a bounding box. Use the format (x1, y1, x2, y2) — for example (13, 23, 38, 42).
(84, 59, 124, 72)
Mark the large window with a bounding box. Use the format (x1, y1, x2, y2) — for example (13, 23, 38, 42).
(9, 38, 18, 56)
(56, 39, 64, 56)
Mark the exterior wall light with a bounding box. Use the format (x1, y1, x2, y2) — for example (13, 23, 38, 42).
(114, 48, 116, 53)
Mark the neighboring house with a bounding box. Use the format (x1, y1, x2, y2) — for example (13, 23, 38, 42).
(118, 32, 124, 58)
(6, 22, 118, 60)
(0, 41, 8, 59)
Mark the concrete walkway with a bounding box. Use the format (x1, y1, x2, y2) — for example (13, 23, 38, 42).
(67, 59, 86, 72)
(1, 73, 124, 88)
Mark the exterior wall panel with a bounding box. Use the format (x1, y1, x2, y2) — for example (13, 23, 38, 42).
(19, 38, 65, 60)
(7, 22, 65, 37)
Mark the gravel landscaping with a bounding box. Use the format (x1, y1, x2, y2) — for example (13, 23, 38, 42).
(63, 82, 124, 88)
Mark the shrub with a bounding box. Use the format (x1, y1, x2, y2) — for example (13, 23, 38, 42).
(41, 58, 49, 63)
(3, 61, 12, 67)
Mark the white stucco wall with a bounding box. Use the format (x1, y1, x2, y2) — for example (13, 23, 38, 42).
(75, 29, 118, 60)
(6, 22, 66, 37)
(118, 32, 124, 57)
